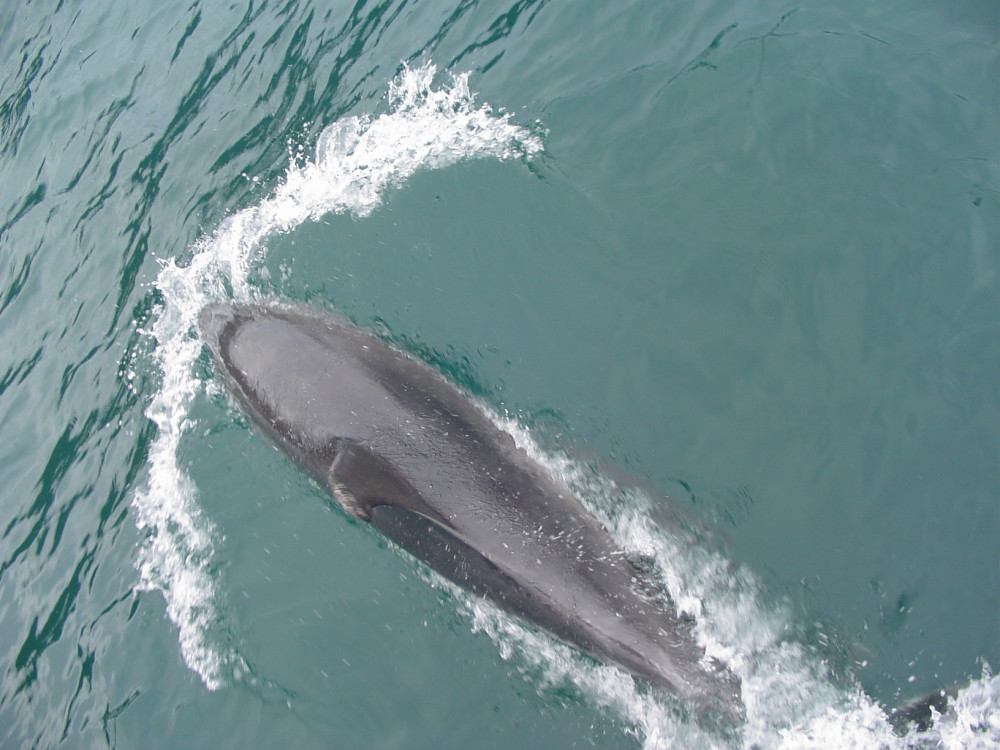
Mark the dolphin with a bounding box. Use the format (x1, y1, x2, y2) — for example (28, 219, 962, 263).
(198, 301, 744, 723)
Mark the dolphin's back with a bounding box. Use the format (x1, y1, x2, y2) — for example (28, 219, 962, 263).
(200, 302, 743, 722)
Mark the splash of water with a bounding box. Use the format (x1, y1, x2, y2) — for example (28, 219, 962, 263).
(130, 63, 542, 690)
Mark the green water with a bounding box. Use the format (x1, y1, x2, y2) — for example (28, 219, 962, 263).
(0, 0, 996, 747)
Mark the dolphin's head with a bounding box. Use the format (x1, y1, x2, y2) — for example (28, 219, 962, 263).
(199, 301, 351, 480)
(199, 301, 409, 482)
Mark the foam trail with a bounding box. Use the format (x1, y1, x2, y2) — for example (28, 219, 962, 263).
(130, 63, 542, 689)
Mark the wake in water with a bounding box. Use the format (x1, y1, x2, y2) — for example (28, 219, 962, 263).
(131, 64, 997, 748)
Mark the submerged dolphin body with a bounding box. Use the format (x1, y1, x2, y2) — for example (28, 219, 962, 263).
(198, 302, 743, 722)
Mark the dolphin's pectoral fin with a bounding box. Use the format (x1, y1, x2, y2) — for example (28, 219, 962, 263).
(326, 469, 369, 522)
(326, 441, 447, 526)
(327, 447, 547, 620)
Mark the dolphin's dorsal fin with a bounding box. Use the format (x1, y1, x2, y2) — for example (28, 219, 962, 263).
(326, 440, 449, 527)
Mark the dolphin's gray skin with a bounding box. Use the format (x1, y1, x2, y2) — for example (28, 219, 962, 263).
(198, 301, 744, 723)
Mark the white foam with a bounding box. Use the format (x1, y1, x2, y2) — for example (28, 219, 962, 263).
(130, 63, 542, 690)
(928, 665, 1000, 750)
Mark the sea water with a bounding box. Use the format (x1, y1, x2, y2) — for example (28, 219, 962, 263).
(0, 1, 996, 747)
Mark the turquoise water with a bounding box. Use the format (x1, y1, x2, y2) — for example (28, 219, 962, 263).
(0, 1, 997, 747)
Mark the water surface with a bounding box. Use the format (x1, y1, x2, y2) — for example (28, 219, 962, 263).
(0, 0, 997, 747)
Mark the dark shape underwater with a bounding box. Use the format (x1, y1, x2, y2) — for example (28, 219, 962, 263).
(199, 301, 744, 724)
